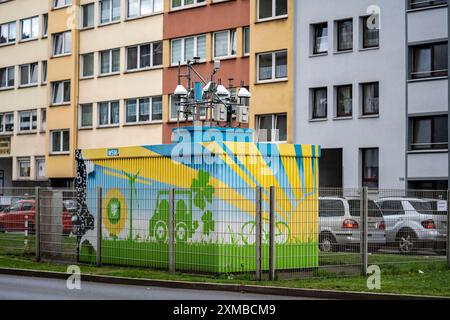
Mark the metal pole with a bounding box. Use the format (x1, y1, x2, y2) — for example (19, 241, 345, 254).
(269, 186, 276, 281)
(96, 187, 102, 267)
(35, 186, 40, 262)
(448, 1, 450, 190)
(169, 188, 175, 273)
(360, 187, 369, 275)
(447, 189, 450, 267)
(255, 186, 262, 281)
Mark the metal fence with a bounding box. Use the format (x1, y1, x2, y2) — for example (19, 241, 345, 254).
(0, 186, 448, 280)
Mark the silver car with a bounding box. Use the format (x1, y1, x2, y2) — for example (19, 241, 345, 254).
(375, 197, 447, 253)
(319, 197, 386, 252)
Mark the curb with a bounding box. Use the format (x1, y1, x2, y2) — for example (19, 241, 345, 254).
(0, 267, 447, 300)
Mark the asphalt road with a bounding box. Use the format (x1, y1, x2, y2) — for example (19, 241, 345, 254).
(0, 274, 313, 300)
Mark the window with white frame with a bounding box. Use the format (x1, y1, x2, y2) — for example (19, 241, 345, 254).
(0, 66, 15, 89)
(40, 109, 46, 132)
(0, 21, 16, 44)
(41, 61, 47, 84)
(82, 3, 95, 28)
(258, 0, 287, 21)
(53, 0, 72, 9)
(19, 63, 38, 87)
(243, 27, 250, 56)
(18, 158, 31, 178)
(35, 157, 46, 179)
(171, 35, 206, 65)
(20, 16, 39, 41)
(312, 22, 328, 55)
(213, 30, 236, 59)
(80, 104, 93, 128)
(42, 14, 48, 37)
(0, 113, 14, 133)
(51, 80, 71, 105)
(19, 110, 37, 132)
(127, 42, 163, 70)
(256, 113, 287, 142)
(126, 96, 162, 123)
(98, 101, 120, 126)
(52, 31, 71, 56)
(100, 49, 120, 75)
(171, 0, 205, 9)
(100, 0, 121, 24)
(127, 0, 163, 18)
(257, 50, 287, 82)
(81, 53, 94, 78)
(169, 95, 205, 121)
(50, 130, 70, 154)
(311, 87, 327, 119)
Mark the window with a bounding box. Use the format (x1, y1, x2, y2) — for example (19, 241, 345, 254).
(213, 30, 236, 59)
(53, 0, 72, 9)
(319, 200, 345, 217)
(258, 0, 287, 21)
(82, 3, 95, 28)
(19, 63, 38, 87)
(40, 109, 46, 132)
(19, 110, 37, 132)
(50, 130, 70, 154)
(379, 201, 404, 216)
(362, 16, 379, 49)
(361, 148, 379, 189)
(243, 27, 250, 55)
(98, 101, 120, 126)
(0, 22, 16, 44)
(41, 61, 47, 84)
(171, 35, 206, 65)
(337, 19, 353, 52)
(18, 158, 31, 178)
(101, 0, 121, 24)
(42, 14, 48, 37)
(0, 113, 14, 133)
(125, 96, 162, 123)
(409, 115, 448, 151)
(52, 31, 72, 56)
(81, 53, 94, 78)
(171, 0, 205, 9)
(80, 104, 93, 128)
(51, 80, 71, 105)
(20, 16, 39, 41)
(100, 49, 120, 75)
(410, 42, 448, 79)
(0, 66, 15, 89)
(257, 50, 288, 82)
(127, 42, 162, 70)
(256, 113, 287, 142)
(409, 0, 447, 9)
(312, 87, 327, 119)
(361, 82, 379, 115)
(313, 23, 328, 54)
(35, 158, 46, 179)
(336, 85, 352, 117)
(127, 0, 163, 18)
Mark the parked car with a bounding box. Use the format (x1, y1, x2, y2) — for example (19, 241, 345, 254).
(319, 197, 386, 252)
(0, 199, 72, 235)
(375, 197, 447, 253)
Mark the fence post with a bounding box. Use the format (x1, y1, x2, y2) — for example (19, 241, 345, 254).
(96, 187, 102, 267)
(269, 186, 276, 281)
(35, 186, 40, 262)
(255, 186, 262, 281)
(360, 187, 368, 275)
(168, 188, 175, 273)
(447, 190, 450, 268)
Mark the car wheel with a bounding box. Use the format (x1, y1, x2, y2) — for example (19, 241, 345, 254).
(319, 233, 337, 252)
(153, 221, 168, 242)
(397, 230, 416, 254)
(175, 222, 189, 243)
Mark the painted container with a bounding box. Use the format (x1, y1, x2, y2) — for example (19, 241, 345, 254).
(76, 127, 320, 273)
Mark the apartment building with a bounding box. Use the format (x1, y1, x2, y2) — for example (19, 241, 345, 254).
(0, 0, 49, 189)
(162, 0, 250, 143)
(295, 0, 448, 190)
(250, 0, 293, 143)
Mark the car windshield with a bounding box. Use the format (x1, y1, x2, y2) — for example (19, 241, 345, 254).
(8, 202, 21, 212)
(410, 201, 445, 215)
(348, 200, 383, 217)
(63, 200, 77, 210)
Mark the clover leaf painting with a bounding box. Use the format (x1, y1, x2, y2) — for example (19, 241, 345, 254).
(191, 170, 216, 236)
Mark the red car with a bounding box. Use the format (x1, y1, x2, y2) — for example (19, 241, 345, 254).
(0, 199, 72, 235)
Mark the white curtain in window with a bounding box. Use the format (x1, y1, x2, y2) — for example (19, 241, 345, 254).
(184, 37, 194, 62)
(171, 39, 182, 65)
(128, 0, 139, 17)
(139, 98, 150, 122)
(141, 0, 153, 15)
(126, 100, 137, 122)
(111, 102, 119, 124)
(196, 35, 206, 60)
(64, 32, 71, 53)
(30, 63, 38, 84)
(214, 31, 228, 57)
